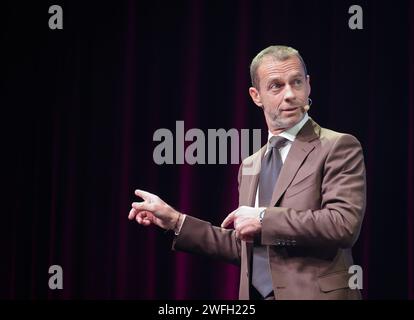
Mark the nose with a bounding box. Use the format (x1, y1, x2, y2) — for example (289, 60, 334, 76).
(283, 85, 296, 103)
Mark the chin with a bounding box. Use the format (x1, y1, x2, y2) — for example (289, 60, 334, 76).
(278, 114, 303, 128)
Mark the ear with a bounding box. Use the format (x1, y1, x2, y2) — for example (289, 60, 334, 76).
(306, 75, 311, 96)
(249, 87, 263, 108)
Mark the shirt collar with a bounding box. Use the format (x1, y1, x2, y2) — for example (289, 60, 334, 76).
(267, 112, 309, 144)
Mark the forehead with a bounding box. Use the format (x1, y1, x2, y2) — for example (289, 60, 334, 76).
(257, 56, 305, 81)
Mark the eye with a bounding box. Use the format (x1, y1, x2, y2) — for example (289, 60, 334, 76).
(270, 83, 282, 90)
(293, 79, 303, 86)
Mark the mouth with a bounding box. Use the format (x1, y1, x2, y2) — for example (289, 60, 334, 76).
(280, 106, 299, 112)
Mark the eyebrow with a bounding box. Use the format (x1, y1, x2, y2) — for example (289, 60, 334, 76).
(267, 73, 304, 84)
(290, 72, 304, 78)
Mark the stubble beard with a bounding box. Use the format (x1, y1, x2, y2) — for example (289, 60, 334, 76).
(267, 105, 306, 131)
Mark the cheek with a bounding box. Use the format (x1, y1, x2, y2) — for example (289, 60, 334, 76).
(263, 95, 282, 109)
(302, 87, 310, 98)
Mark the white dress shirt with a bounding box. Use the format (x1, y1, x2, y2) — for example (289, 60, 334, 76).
(254, 113, 309, 208)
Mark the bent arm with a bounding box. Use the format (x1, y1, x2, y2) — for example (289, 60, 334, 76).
(172, 215, 241, 266)
(261, 134, 366, 248)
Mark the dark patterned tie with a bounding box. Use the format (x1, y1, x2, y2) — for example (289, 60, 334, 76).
(252, 136, 288, 298)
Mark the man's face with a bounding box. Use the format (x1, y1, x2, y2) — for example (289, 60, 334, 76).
(249, 56, 311, 132)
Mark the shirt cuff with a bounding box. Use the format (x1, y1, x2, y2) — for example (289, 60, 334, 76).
(174, 214, 186, 235)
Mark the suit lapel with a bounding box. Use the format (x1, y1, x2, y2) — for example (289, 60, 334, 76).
(269, 118, 320, 206)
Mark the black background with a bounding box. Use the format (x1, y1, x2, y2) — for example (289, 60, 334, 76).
(1, 0, 413, 299)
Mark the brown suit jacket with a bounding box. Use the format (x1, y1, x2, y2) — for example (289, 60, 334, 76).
(172, 118, 366, 300)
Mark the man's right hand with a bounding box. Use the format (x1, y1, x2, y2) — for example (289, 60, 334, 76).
(128, 189, 181, 230)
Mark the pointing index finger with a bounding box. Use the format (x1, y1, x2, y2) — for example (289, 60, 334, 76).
(135, 189, 153, 201)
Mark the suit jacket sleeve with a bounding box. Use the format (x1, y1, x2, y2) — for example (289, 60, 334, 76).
(171, 166, 243, 266)
(172, 216, 241, 265)
(261, 134, 366, 249)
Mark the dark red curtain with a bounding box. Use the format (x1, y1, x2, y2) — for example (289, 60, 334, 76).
(1, 0, 413, 299)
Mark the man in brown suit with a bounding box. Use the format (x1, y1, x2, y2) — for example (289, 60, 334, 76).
(128, 45, 366, 300)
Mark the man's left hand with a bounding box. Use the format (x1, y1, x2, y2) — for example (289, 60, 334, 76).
(221, 206, 265, 242)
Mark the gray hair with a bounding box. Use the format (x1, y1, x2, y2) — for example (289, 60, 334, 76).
(250, 45, 308, 89)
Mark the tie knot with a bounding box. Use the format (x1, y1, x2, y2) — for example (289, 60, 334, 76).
(268, 136, 288, 149)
